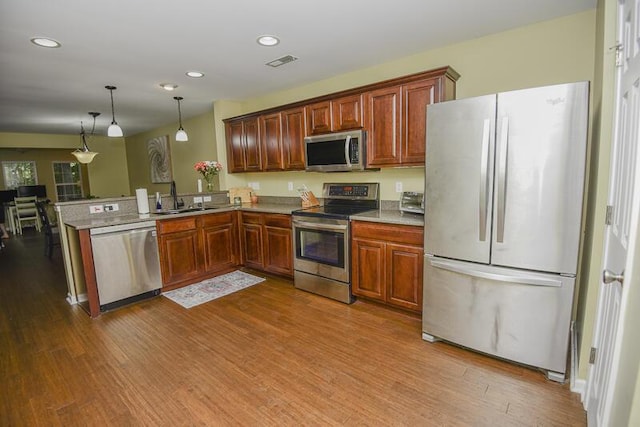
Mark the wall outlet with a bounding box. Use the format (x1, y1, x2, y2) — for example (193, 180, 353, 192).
(193, 196, 203, 203)
(89, 205, 104, 214)
(288, 181, 294, 191)
(203, 196, 212, 202)
(103, 203, 119, 212)
(395, 182, 403, 193)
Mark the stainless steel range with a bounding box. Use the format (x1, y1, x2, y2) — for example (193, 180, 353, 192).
(292, 183, 380, 304)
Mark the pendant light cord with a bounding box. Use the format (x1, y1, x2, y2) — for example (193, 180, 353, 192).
(175, 96, 184, 129)
(106, 86, 118, 125)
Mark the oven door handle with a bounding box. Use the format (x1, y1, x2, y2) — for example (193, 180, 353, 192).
(293, 220, 348, 232)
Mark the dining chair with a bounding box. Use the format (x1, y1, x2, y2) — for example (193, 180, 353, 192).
(14, 196, 41, 234)
(35, 201, 59, 257)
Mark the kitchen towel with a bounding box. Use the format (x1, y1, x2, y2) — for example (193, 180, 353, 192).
(135, 188, 150, 214)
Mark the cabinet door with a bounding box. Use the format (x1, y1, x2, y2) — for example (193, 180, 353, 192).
(200, 213, 239, 274)
(402, 79, 437, 165)
(242, 223, 263, 269)
(281, 107, 306, 170)
(365, 85, 401, 166)
(306, 101, 332, 135)
(386, 243, 423, 313)
(226, 120, 246, 173)
(260, 112, 284, 171)
(159, 230, 201, 288)
(351, 238, 386, 301)
(264, 226, 293, 277)
(243, 118, 261, 172)
(332, 94, 363, 131)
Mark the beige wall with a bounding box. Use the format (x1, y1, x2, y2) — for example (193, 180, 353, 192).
(0, 132, 129, 199)
(125, 110, 219, 195)
(212, 10, 596, 201)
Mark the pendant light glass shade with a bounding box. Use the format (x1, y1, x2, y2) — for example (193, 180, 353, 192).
(105, 85, 123, 137)
(71, 112, 100, 164)
(174, 96, 188, 141)
(175, 128, 188, 142)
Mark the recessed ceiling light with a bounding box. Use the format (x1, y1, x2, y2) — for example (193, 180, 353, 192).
(186, 71, 204, 78)
(160, 83, 178, 91)
(257, 35, 280, 47)
(30, 37, 61, 48)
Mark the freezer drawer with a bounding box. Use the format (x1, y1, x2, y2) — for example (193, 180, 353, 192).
(422, 256, 575, 375)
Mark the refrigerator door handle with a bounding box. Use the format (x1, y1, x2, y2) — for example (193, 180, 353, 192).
(496, 116, 509, 242)
(430, 258, 562, 287)
(479, 118, 491, 241)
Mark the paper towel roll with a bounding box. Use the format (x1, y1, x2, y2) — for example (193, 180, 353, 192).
(135, 188, 150, 214)
(197, 179, 202, 193)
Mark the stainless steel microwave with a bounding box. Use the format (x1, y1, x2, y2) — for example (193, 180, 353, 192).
(304, 129, 370, 172)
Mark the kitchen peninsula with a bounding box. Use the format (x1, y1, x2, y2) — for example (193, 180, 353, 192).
(56, 192, 424, 318)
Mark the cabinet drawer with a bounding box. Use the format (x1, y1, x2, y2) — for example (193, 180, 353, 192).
(199, 211, 234, 228)
(157, 217, 197, 234)
(241, 212, 263, 225)
(352, 221, 423, 246)
(264, 214, 291, 228)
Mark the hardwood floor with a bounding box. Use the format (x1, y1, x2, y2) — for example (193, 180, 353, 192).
(0, 231, 587, 426)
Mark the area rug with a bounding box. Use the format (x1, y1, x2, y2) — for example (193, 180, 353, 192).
(162, 270, 265, 309)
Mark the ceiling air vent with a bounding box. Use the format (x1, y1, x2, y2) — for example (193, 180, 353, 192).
(266, 55, 298, 68)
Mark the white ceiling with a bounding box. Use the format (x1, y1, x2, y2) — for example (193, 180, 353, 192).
(0, 0, 596, 137)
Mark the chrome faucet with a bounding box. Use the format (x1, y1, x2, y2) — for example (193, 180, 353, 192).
(170, 180, 178, 210)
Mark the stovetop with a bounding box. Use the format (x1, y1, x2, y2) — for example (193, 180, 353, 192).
(292, 183, 380, 220)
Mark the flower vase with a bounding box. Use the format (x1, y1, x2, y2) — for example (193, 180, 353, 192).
(205, 176, 214, 192)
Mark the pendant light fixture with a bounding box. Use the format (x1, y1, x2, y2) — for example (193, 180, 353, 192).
(174, 96, 188, 141)
(71, 112, 100, 164)
(105, 85, 123, 137)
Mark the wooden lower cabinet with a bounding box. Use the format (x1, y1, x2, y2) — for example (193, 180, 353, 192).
(241, 212, 293, 278)
(200, 212, 240, 275)
(351, 221, 423, 313)
(157, 212, 239, 290)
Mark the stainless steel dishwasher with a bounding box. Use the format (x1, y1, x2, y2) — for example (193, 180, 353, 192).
(90, 220, 162, 311)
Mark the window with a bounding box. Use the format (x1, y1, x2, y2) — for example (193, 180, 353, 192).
(53, 162, 83, 201)
(2, 161, 38, 188)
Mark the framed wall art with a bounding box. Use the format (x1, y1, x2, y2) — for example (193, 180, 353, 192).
(147, 135, 172, 183)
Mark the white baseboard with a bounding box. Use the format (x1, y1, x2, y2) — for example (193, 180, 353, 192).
(66, 292, 88, 305)
(572, 378, 587, 403)
(569, 320, 588, 405)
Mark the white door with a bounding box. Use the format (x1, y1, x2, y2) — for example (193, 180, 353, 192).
(586, 0, 640, 425)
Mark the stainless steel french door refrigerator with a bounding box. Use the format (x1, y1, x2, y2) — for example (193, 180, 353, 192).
(422, 82, 589, 381)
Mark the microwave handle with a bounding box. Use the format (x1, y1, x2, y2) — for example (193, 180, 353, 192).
(344, 135, 352, 167)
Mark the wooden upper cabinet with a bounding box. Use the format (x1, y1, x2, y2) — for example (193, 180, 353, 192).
(365, 85, 402, 167)
(306, 101, 332, 135)
(225, 66, 459, 170)
(226, 120, 246, 173)
(225, 117, 261, 173)
(402, 79, 438, 165)
(260, 112, 284, 171)
(332, 94, 363, 131)
(281, 107, 306, 170)
(365, 71, 456, 167)
(243, 118, 261, 172)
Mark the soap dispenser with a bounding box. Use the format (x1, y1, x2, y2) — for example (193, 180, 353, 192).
(155, 192, 162, 210)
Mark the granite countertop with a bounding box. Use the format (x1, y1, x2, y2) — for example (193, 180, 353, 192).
(64, 203, 424, 230)
(351, 209, 424, 227)
(64, 203, 301, 230)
